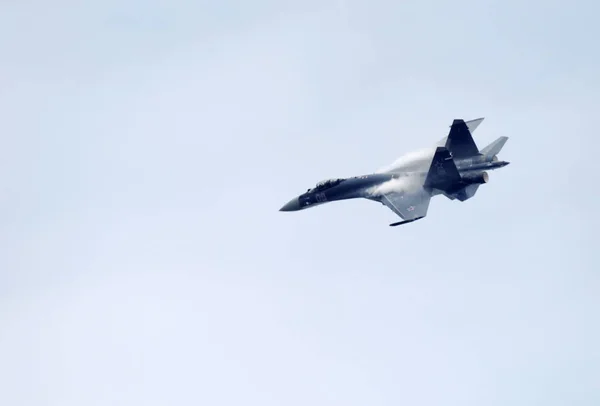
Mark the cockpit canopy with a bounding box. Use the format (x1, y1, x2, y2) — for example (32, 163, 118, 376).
(308, 178, 345, 192)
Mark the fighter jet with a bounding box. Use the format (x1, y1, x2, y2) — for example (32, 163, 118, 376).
(279, 118, 509, 226)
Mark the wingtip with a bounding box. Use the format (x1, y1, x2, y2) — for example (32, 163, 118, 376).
(389, 216, 425, 227)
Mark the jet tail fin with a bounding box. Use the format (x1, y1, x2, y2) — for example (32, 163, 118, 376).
(435, 117, 485, 147)
(441, 119, 481, 158)
(480, 136, 508, 158)
(424, 147, 461, 191)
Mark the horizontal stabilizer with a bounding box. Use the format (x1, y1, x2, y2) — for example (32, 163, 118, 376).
(456, 184, 480, 201)
(480, 136, 508, 157)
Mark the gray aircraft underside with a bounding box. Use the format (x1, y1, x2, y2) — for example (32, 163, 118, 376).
(279, 118, 510, 226)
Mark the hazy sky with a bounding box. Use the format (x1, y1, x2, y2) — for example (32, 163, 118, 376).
(1, 1, 598, 405)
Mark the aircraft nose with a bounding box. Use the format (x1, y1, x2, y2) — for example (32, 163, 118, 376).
(279, 197, 300, 211)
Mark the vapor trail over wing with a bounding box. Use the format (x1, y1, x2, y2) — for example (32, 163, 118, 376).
(379, 146, 459, 225)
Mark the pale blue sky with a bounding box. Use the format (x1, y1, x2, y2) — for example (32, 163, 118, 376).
(1, 1, 598, 405)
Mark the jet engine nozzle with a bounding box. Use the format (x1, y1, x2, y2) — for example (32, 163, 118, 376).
(461, 171, 488, 185)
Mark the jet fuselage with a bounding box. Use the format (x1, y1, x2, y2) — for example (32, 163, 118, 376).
(279, 117, 511, 226)
(280, 157, 508, 212)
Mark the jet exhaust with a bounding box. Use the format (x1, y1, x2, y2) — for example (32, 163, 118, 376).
(461, 171, 488, 184)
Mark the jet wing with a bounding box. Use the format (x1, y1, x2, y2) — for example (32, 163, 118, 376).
(381, 187, 432, 226)
(379, 146, 458, 226)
